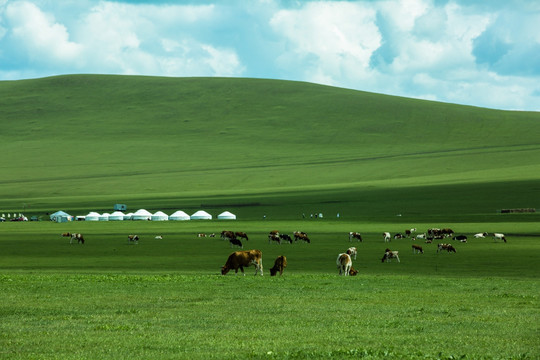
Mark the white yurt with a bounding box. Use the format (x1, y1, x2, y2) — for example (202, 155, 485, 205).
(99, 213, 110, 221)
(85, 212, 101, 221)
(151, 211, 169, 221)
(108, 211, 125, 221)
(131, 209, 152, 221)
(50, 210, 72, 222)
(123, 212, 133, 220)
(169, 210, 190, 221)
(190, 210, 212, 220)
(217, 211, 236, 220)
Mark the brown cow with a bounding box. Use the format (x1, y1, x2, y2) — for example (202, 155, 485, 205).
(128, 234, 139, 244)
(270, 255, 287, 276)
(61, 232, 71, 237)
(70, 233, 84, 244)
(221, 250, 263, 276)
(268, 233, 281, 244)
(336, 253, 352, 276)
(349, 232, 363, 242)
(349, 267, 359, 276)
(235, 232, 249, 241)
(412, 244, 424, 254)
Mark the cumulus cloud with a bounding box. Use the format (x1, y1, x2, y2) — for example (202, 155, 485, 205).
(0, 0, 538, 110)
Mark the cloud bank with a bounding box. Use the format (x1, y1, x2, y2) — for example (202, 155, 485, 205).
(0, 0, 538, 110)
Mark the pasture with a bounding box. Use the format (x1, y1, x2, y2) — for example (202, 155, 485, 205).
(1, 75, 539, 358)
(1, 220, 538, 359)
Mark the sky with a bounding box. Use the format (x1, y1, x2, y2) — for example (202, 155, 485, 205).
(0, 0, 539, 111)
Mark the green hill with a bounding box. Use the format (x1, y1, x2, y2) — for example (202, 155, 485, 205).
(1, 75, 539, 221)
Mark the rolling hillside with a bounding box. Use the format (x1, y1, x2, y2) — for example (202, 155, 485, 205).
(1, 75, 539, 221)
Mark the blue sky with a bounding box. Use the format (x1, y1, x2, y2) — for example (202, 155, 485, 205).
(1, 0, 539, 111)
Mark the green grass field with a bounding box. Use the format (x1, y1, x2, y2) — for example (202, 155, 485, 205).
(0, 75, 539, 359)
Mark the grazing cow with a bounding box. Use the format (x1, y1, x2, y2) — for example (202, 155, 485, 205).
(412, 244, 424, 254)
(383, 232, 391, 242)
(416, 233, 426, 240)
(155, 235, 163, 240)
(235, 232, 249, 241)
(197, 233, 206, 237)
(474, 232, 487, 238)
(336, 253, 352, 276)
(294, 231, 310, 243)
(381, 249, 400, 263)
(128, 234, 139, 244)
(437, 243, 456, 253)
(493, 233, 507, 243)
(346, 247, 357, 260)
(221, 231, 235, 240)
(229, 237, 243, 248)
(61, 232, 71, 237)
(453, 235, 467, 242)
(393, 233, 404, 239)
(441, 228, 454, 237)
(70, 233, 84, 244)
(349, 267, 359, 276)
(349, 232, 363, 242)
(268, 234, 281, 244)
(269, 230, 279, 236)
(221, 250, 263, 276)
(209, 233, 216, 238)
(270, 255, 287, 276)
(279, 234, 293, 244)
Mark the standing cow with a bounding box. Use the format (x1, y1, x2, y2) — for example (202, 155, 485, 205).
(221, 250, 263, 276)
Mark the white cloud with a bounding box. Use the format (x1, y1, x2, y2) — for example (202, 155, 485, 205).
(5, 1, 82, 65)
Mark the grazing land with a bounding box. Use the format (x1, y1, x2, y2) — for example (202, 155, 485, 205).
(0, 75, 539, 359)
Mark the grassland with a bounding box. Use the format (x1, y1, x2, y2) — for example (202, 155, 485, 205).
(0, 75, 539, 359)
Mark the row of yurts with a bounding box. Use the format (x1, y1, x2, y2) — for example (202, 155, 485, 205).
(51, 209, 236, 222)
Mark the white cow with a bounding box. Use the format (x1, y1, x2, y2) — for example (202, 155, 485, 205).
(346, 247, 357, 260)
(383, 232, 391, 242)
(474, 232, 487, 238)
(493, 233, 507, 243)
(336, 253, 352, 276)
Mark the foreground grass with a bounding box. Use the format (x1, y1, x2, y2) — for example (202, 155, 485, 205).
(1, 221, 539, 359)
(1, 273, 537, 360)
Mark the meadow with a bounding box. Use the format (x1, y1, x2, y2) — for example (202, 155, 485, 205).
(0, 75, 539, 359)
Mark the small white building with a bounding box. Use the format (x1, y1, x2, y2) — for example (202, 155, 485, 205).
(190, 210, 212, 220)
(108, 211, 125, 221)
(85, 212, 101, 221)
(151, 211, 169, 221)
(169, 210, 190, 221)
(217, 211, 236, 220)
(131, 209, 152, 221)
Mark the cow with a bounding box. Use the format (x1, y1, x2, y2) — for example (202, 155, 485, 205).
(474, 232, 488, 238)
(412, 244, 424, 254)
(393, 233, 404, 239)
(381, 249, 400, 263)
(346, 247, 357, 260)
(349, 267, 359, 276)
(269, 230, 279, 236)
(128, 234, 139, 244)
(229, 237, 243, 248)
(279, 234, 293, 244)
(493, 233, 507, 243)
(235, 232, 249, 241)
(221, 250, 263, 276)
(405, 228, 417, 237)
(349, 232, 363, 242)
(453, 235, 467, 242)
(70, 233, 84, 244)
(221, 231, 235, 240)
(416, 233, 426, 240)
(268, 234, 281, 244)
(155, 235, 163, 240)
(269, 255, 287, 276)
(336, 253, 352, 276)
(61, 232, 71, 237)
(294, 232, 310, 243)
(437, 243, 456, 253)
(383, 232, 391, 242)
(197, 233, 206, 238)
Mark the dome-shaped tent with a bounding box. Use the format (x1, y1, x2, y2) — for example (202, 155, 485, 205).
(123, 213, 133, 220)
(50, 210, 72, 222)
(131, 209, 152, 221)
(218, 211, 236, 220)
(169, 210, 190, 221)
(85, 212, 101, 221)
(151, 211, 169, 221)
(190, 210, 212, 220)
(99, 213, 110, 221)
(109, 211, 125, 221)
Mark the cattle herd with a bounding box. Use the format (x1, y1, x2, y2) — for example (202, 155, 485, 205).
(61, 227, 508, 277)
